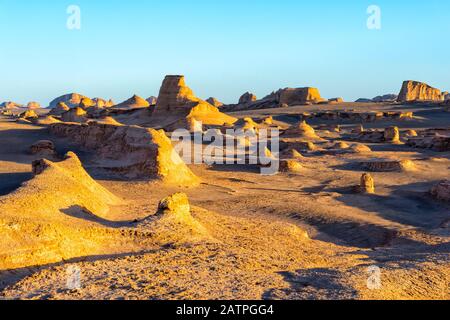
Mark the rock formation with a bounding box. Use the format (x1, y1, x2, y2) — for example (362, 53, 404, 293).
(361, 159, 416, 172)
(384, 126, 401, 144)
(30, 140, 57, 158)
(61, 107, 87, 123)
(398, 81, 443, 103)
(279, 160, 304, 173)
(80, 97, 96, 108)
(49, 93, 88, 109)
(18, 109, 38, 120)
(93, 98, 114, 108)
(0, 101, 22, 109)
(372, 94, 398, 103)
(26, 101, 41, 109)
(49, 102, 70, 116)
(350, 144, 372, 154)
(328, 97, 344, 103)
(284, 121, 321, 140)
(357, 173, 375, 194)
(49, 122, 200, 186)
(206, 97, 224, 108)
(431, 180, 450, 202)
(150, 75, 237, 130)
(113, 95, 150, 109)
(239, 92, 257, 104)
(34, 115, 62, 126)
(276, 87, 324, 105)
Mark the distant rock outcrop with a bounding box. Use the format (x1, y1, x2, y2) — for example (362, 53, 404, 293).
(49, 122, 200, 186)
(0, 101, 22, 109)
(239, 92, 257, 104)
(150, 75, 237, 130)
(113, 95, 150, 110)
(398, 81, 443, 103)
(275, 87, 324, 106)
(30, 140, 57, 158)
(48, 93, 88, 109)
(26, 102, 41, 109)
(49, 102, 70, 116)
(206, 97, 224, 108)
(372, 94, 398, 103)
(61, 107, 87, 123)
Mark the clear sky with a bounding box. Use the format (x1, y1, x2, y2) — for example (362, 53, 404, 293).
(1, 0, 449, 106)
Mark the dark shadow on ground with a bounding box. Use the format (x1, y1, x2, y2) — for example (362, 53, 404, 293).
(0, 172, 32, 196)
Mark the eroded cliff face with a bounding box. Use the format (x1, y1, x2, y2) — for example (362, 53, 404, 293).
(49, 121, 200, 186)
(398, 80, 443, 103)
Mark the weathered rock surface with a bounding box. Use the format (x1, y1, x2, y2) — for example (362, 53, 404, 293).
(18, 109, 38, 120)
(384, 126, 401, 144)
(30, 140, 57, 158)
(49, 122, 200, 185)
(61, 107, 87, 123)
(239, 92, 257, 104)
(49, 102, 70, 116)
(361, 159, 416, 172)
(279, 160, 304, 173)
(431, 180, 450, 202)
(206, 97, 224, 108)
(398, 81, 443, 103)
(357, 173, 375, 194)
(113, 95, 150, 109)
(0, 101, 22, 109)
(48, 93, 88, 109)
(26, 101, 41, 109)
(284, 121, 321, 140)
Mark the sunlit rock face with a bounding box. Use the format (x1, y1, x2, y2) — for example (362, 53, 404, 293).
(151, 75, 237, 129)
(397, 81, 443, 103)
(49, 121, 200, 186)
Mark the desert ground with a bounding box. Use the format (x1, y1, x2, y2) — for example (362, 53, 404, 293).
(0, 78, 449, 300)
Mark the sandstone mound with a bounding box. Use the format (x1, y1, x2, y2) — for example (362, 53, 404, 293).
(49, 102, 70, 116)
(0, 152, 124, 269)
(18, 109, 38, 120)
(93, 116, 123, 126)
(34, 115, 62, 126)
(151, 75, 237, 129)
(398, 81, 443, 103)
(280, 160, 304, 173)
(349, 144, 372, 154)
(361, 159, 416, 172)
(49, 122, 200, 186)
(384, 126, 401, 144)
(61, 107, 87, 123)
(431, 180, 450, 202)
(0, 101, 22, 109)
(26, 101, 41, 109)
(284, 121, 321, 140)
(93, 98, 115, 108)
(0, 152, 120, 220)
(49, 93, 88, 109)
(113, 95, 150, 109)
(281, 148, 304, 160)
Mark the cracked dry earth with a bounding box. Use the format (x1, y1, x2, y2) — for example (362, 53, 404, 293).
(0, 105, 449, 300)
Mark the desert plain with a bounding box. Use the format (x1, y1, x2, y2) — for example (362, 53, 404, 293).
(0, 77, 448, 300)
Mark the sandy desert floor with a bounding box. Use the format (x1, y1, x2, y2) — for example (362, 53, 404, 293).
(0, 102, 449, 300)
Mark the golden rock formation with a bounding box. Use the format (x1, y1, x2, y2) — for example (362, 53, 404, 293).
(151, 75, 237, 130)
(49, 102, 70, 116)
(61, 107, 87, 123)
(358, 173, 375, 194)
(398, 81, 443, 103)
(113, 95, 150, 109)
(49, 122, 200, 186)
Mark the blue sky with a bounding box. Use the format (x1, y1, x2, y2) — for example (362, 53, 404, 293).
(1, 0, 449, 105)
